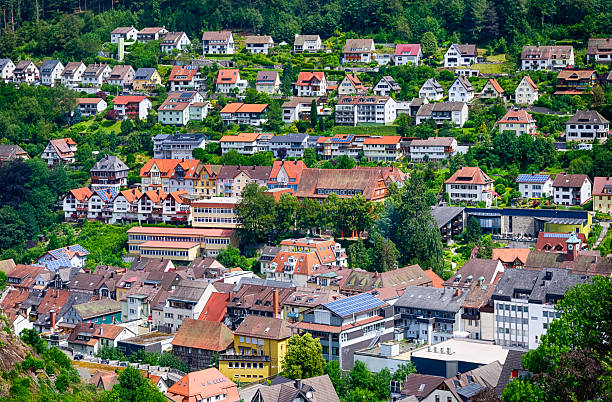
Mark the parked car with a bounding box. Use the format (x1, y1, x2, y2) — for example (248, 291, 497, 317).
(101, 359, 110, 364)
(73, 353, 83, 360)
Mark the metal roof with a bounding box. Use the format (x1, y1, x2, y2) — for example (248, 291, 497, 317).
(516, 174, 550, 183)
(324, 292, 386, 317)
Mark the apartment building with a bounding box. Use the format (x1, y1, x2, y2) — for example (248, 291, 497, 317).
(409, 137, 457, 162)
(153, 133, 206, 159)
(521, 45, 574, 70)
(516, 174, 554, 199)
(445, 167, 495, 207)
(552, 173, 592, 206)
(202, 30, 235, 54)
(335, 96, 397, 126)
(90, 154, 128, 190)
(268, 133, 309, 158)
(295, 72, 327, 96)
(362, 136, 403, 161)
(293, 35, 322, 53)
(415, 102, 469, 127)
(192, 197, 240, 229)
(281, 97, 323, 123)
(217, 165, 272, 197)
(76, 98, 107, 117)
(498, 109, 537, 136)
(565, 110, 610, 143)
(514, 75, 539, 105)
(216, 69, 248, 93)
(139, 158, 202, 194)
(219, 103, 269, 126)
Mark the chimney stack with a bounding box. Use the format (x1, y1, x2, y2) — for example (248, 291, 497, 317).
(50, 310, 56, 330)
(273, 289, 279, 318)
(455, 289, 462, 297)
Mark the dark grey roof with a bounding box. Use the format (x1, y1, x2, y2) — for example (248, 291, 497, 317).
(232, 277, 296, 292)
(431, 206, 464, 228)
(566, 110, 609, 125)
(395, 286, 467, 312)
(155, 133, 206, 145)
(492, 268, 588, 302)
(0, 58, 12, 69)
(495, 350, 527, 396)
(40, 59, 61, 73)
(0, 144, 27, 162)
(258, 246, 281, 262)
(91, 154, 128, 172)
(134, 67, 156, 80)
(432, 102, 466, 112)
(422, 78, 442, 91)
(217, 165, 272, 181)
(269, 133, 309, 143)
(167, 280, 209, 302)
(455, 76, 474, 92)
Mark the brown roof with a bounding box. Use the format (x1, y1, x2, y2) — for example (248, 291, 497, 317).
(217, 165, 272, 181)
(111, 27, 135, 35)
(162, 32, 186, 46)
(139, 27, 166, 34)
(454, 44, 477, 57)
(401, 374, 445, 398)
(557, 69, 596, 81)
(498, 109, 535, 124)
(343, 39, 375, 53)
(521, 45, 573, 60)
(7, 265, 48, 289)
(522, 75, 538, 90)
(294, 35, 320, 46)
(410, 137, 456, 147)
(588, 38, 612, 55)
(172, 318, 233, 351)
(552, 173, 591, 188)
(443, 259, 503, 288)
(445, 166, 493, 185)
(295, 167, 387, 201)
(93, 323, 127, 340)
(36, 289, 71, 314)
(566, 110, 609, 125)
(202, 30, 233, 42)
(253, 374, 340, 402)
(245, 35, 273, 45)
(0, 289, 30, 321)
(593, 177, 612, 196)
(281, 96, 321, 108)
(61, 61, 85, 76)
(0, 258, 16, 274)
(90, 370, 119, 391)
(234, 315, 291, 340)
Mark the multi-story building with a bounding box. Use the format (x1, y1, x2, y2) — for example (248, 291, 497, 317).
(268, 160, 306, 191)
(167, 369, 239, 402)
(219, 104, 268, 126)
(157, 280, 213, 332)
(281, 97, 323, 123)
(245, 35, 274, 54)
(217, 165, 272, 197)
(335, 96, 397, 126)
(415, 102, 469, 127)
(593, 176, 612, 213)
(394, 287, 466, 345)
(220, 132, 270, 155)
(110, 27, 138, 43)
(565, 110, 610, 143)
(514, 75, 539, 105)
(193, 164, 221, 198)
(293, 35, 322, 53)
(82, 63, 111, 87)
(171, 318, 234, 371)
(106, 65, 135, 89)
(516, 174, 554, 199)
(157, 91, 204, 126)
(63, 187, 93, 221)
(255, 70, 281, 94)
(202, 30, 235, 54)
(0, 58, 15, 83)
(76, 98, 107, 117)
(445, 166, 495, 207)
(409, 137, 457, 162)
(41, 138, 77, 166)
(216, 69, 248, 94)
(268, 133, 309, 158)
(338, 73, 367, 95)
(362, 136, 403, 162)
(554, 69, 597, 95)
(552, 173, 592, 206)
(394, 44, 422, 65)
(160, 31, 191, 54)
(12, 60, 39, 84)
(342, 38, 376, 63)
(315, 134, 364, 160)
(219, 315, 291, 382)
(294, 292, 393, 370)
(40, 59, 64, 86)
(521, 45, 574, 70)
(139, 158, 202, 194)
(168, 66, 204, 92)
(132, 68, 162, 92)
(136, 27, 168, 42)
(153, 133, 206, 159)
(498, 109, 537, 136)
(90, 154, 128, 190)
(419, 78, 444, 101)
(373, 75, 401, 96)
(448, 76, 474, 102)
(492, 267, 588, 349)
(295, 72, 327, 96)
(586, 38, 612, 64)
(444, 44, 477, 67)
(192, 197, 240, 229)
(60, 61, 86, 88)
(0, 144, 28, 163)
(112, 95, 152, 120)
(431, 206, 465, 243)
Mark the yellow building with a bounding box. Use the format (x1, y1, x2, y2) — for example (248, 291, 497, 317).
(193, 164, 221, 198)
(192, 197, 240, 229)
(132, 68, 162, 92)
(593, 177, 612, 214)
(544, 214, 592, 237)
(219, 315, 291, 383)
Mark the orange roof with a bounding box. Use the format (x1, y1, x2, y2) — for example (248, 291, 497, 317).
(363, 136, 402, 145)
(68, 187, 93, 202)
(138, 241, 200, 249)
(169, 66, 199, 82)
(445, 166, 493, 185)
(120, 188, 142, 202)
(219, 132, 261, 143)
(198, 292, 230, 322)
(171, 318, 233, 351)
(112, 95, 148, 105)
(498, 109, 535, 124)
(167, 368, 239, 402)
(487, 78, 504, 93)
(269, 160, 306, 183)
(139, 159, 201, 180)
(492, 248, 531, 264)
(219, 102, 243, 113)
(523, 75, 537, 90)
(237, 103, 268, 113)
(0, 289, 30, 321)
(216, 69, 240, 84)
(37, 289, 71, 314)
(344, 73, 366, 90)
(423, 269, 444, 288)
(271, 251, 321, 275)
(143, 189, 167, 203)
(77, 97, 104, 104)
(296, 71, 325, 86)
(128, 226, 235, 237)
(266, 188, 295, 202)
(557, 69, 596, 80)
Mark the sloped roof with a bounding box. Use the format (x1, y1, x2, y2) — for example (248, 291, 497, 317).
(552, 173, 591, 188)
(252, 374, 339, 402)
(492, 248, 531, 264)
(108, 64, 134, 80)
(566, 110, 609, 125)
(364, 136, 401, 145)
(245, 35, 273, 45)
(256, 70, 279, 85)
(62, 61, 85, 76)
(167, 368, 238, 402)
(454, 76, 474, 92)
(202, 30, 233, 42)
(294, 35, 320, 46)
(453, 44, 477, 57)
(593, 176, 612, 196)
(485, 78, 504, 93)
(93, 323, 127, 340)
(234, 315, 291, 340)
(401, 374, 445, 399)
(445, 167, 493, 185)
(295, 168, 386, 200)
(395, 44, 421, 56)
(269, 160, 306, 183)
(535, 231, 587, 252)
(111, 27, 136, 34)
(90, 370, 119, 391)
(343, 38, 375, 53)
(217, 165, 272, 181)
(172, 318, 233, 351)
(557, 69, 596, 80)
(134, 67, 157, 80)
(216, 69, 240, 84)
(395, 286, 466, 311)
(91, 154, 128, 172)
(296, 71, 325, 86)
(498, 109, 535, 124)
(73, 299, 121, 319)
(521, 45, 572, 59)
(198, 292, 230, 322)
(67, 187, 93, 202)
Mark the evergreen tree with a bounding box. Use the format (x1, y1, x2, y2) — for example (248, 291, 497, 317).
(310, 99, 318, 128)
(420, 31, 438, 56)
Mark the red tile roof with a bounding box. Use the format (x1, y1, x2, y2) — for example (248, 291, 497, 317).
(522, 75, 538, 90)
(498, 109, 535, 124)
(112, 95, 148, 105)
(492, 248, 531, 264)
(395, 44, 421, 56)
(167, 368, 239, 402)
(535, 232, 587, 252)
(68, 187, 93, 202)
(77, 97, 105, 105)
(139, 159, 201, 180)
(269, 160, 306, 184)
(487, 78, 504, 93)
(93, 323, 126, 340)
(172, 318, 233, 351)
(127, 226, 235, 237)
(169, 66, 199, 82)
(296, 71, 325, 86)
(198, 292, 230, 322)
(219, 103, 268, 114)
(37, 289, 71, 314)
(216, 69, 240, 84)
(423, 269, 444, 288)
(363, 136, 402, 145)
(445, 167, 493, 185)
(593, 177, 612, 196)
(139, 241, 200, 249)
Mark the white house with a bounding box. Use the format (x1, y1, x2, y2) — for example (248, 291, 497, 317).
(521, 45, 574, 71)
(362, 136, 403, 161)
(394, 44, 422, 65)
(161, 32, 191, 54)
(137, 27, 168, 42)
(479, 78, 505, 99)
(444, 44, 477, 67)
(295, 71, 327, 96)
(498, 109, 537, 136)
(40, 60, 64, 87)
(419, 78, 444, 101)
(293, 35, 322, 53)
(168, 65, 204, 92)
(61, 62, 86, 88)
(76, 98, 107, 117)
(281, 97, 323, 123)
(0, 58, 15, 83)
(42, 138, 77, 166)
(552, 173, 592, 206)
(245, 35, 274, 54)
(255, 70, 281, 94)
(516, 174, 554, 199)
(82, 63, 111, 87)
(343, 39, 376, 63)
(157, 91, 203, 126)
(409, 137, 458, 162)
(106, 65, 135, 89)
(445, 166, 495, 207)
(110, 27, 138, 43)
(586, 38, 612, 64)
(12, 60, 39, 84)
(268, 133, 309, 158)
(220, 132, 269, 155)
(219, 103, 269, 127)
(565, 110, 610, 143)
(216, 69, 248, 94)
(448, 76, 474, 102)
(112, 95, 152, 120)
(201, 31, 235, 54)
(335, 96, 396, 126)
(338, 73, 366, 95)
(373, 76, 401, 96)
(514, 76, 539, 105)
(415, 102, 469, 127)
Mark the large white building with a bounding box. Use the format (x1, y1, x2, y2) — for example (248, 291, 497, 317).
(498, 109, 537, 136)
(419, 78, 444, 101)
(552, 173, 592, 206)
(444, 44, 477, 67)
(445, 166, 495, 207)
(520, 45, 574, 71)
(415, 102, 469, 127)
(516, 174, 554, 199)
(216, 69, 248, 94)
(335, 96, 397, 126)
(201, 30, 235, 54)
(409, 137, 458, 162)
(293, 35, 322, 53)
(362, 136, 403, 162)
(40, 60, 64, 87)
(515, 75, 539, 105)
(565, 110, 610, 143)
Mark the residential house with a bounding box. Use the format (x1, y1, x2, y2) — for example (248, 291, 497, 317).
(153, 133, 206, 159)
(36, 244, 89, 271)
(112, 188, 142, 223)
(110, 27, 138, 43)
(40, 59, 64, 86)
(415, 102, 469, 127)
(219, 104, 268, 126)
(444, 44, 477, 67)
(132, 67, 162, 91)
(0, 58, 15, 83)
(87, 187, 120, 223)
(335, 96, 397, 126)
(394, 44, 422, 65)
(82, 63, 111, 87)
(157, 91, 203, 125)
(217, 165, 273, 197)
(90, 154, 129, 190)
(394, 286, 467, 345)
(245, 35, 274, 54)
(593, 177, 612, 213)
(247, 374, 339, 402)
(137, 27, 168, 42)
(106, 65, 135, 89)
(0, 144, 28, 163)
(41, 138, 77, 165)
(112, 95, 152, 120)
(60, 61, 86, 88)
(64, 299, 122, 325)
(448, 76, 474, 102)
(521, 45, 574, 70)
(565, 110, 610, 143)
(193, 164, 220, 198)
(167, 368, 239, 402)
(293, 34, 323, 53)
(189, 101, 212, 122)
(76, 98, 107, 117)
(479, 78, 505, 99)
(168, 66, 204, 92)
(89, 371, 119, 391)
(362, 136, 403, 162)
(554, 69, 597, 95)
(281, 97, 323, 123)
(492, 267, 588, 349)
(268, 134, 309, 159)
(161, 32, 191, 53)
(340, 265, 432, 296)
(219, 132, 268, 155)
(431, 206, 465, 243)
(586, 38, 612, 64)
(255, 70, 281, 94)
(419, 78, 444, 101)
(516, 174, 554, 199)
(171, 318, 234, 371)
(67, 322, 101, 356)
(373, 75, 401, 96)
(338, 73, 367, 95)
(282, 288, 343, 323)
(225, 283, 293, 328)
(293, 292, 393, 370)
(267, 160, 305, 192)
(492, 249, 531, 269)
(445, 167, 495, 207)
(63, 187, 93, 221)
(515, 75, 539, 105)
(157, 280, 213, 332)
(191, 197, 240, 229)
(216, 69, 248, 93)
(295, 72, 327, 96)
(1, 288, 32, 334)
(534, 231, 588, 253)
(552, 173, 592, 206)
(293, 34, 322, 53)
(69, 272, 113, 298)
(409, 137, 458, 162)
(6, 265, 49, 290)
(139, 158, 202, 193)
(498, 109, 537, 136)
(12, 60, 39, 84)
(342, 39, 376, 63)
(202, 30, 235, 54)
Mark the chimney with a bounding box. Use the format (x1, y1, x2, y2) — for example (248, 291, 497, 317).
(50, 310, 56, 330)
(273, 289, 279, 318)
(455, 289, 462, 297)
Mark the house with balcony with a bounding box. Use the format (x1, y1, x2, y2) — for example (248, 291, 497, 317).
(87, 188, 119, 222)
(335, 96, 396, 126)
(552, 173, 592, 206)
(76, 98, 107, 117)
(106, 65, 135, 89)
(132, 67, 162, 91)
(217, 165, 272, 197)
(268, 133, 309, 158)
(63, 187, 94, 221)
(498, 109, 537, 136)
(112, 188, 142, 223)
(281, 97, 323, 123)
(586, 38, 612, 64)
(315, 134, 364, 160)
(216, 69, 248, 94)
(90, 154, 128, 191)
(157, 280, 213, 332)
(394, 44, 422, 65)
(362, 136, 403, 162)
(267, 160, 306, 191)
(168, 66, 204, 92)
(419, 78, 444, 101)
(373, 75, 401, 96)
(431, 206, 465, 244)
(565, 110, 610, 143)
(219, 103, 268, 126)
(255, 70, 281, 94)
(293, 34, 322, 53)
(41, 138, 77, 166)
(521, 45, 574, 70)
(449, 76, 474, 102)
(40, 59, 64, 86)
(295, 71, 327, 96)
(157, 91, 204, 126)
(409, 137, 457, 162)
(554, 69, 597, 95)
(338, 73, 367, 95)
(516, 174, 553, 199)
(479, 78, 505, 99)
(445, 167, 495, 207)
(112, 95, 152, 120)
(245, 35, 274, 54)
(110, 27, 138, 43)
(153, 133, 206, 159)
(444, 44, 477, 67)
(160, 31, 191, 54)
(137, 27, 168, 42)
(515, 75, 539, 105)
(202, 30, 235, 54)
(415, 102, 468, 127)
(12, 60, 39, 84)
(139, 158, 202, 194)
(60, 61, 86, 88)
(342, 39, 376, 63)
(82, 63, 111, 87)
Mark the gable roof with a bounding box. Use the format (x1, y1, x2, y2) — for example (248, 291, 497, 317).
(162, 32, 187, 46)
(62, 61, 85, 76)
(168, 368, 238, 402)
(234, 315, 291, 339)
(342, 73, 366, 90)
(492, 248, 531, 264)
(134, 67, 157, 80)
(198, 292, 230, 322)
(593, 176, 612, 196)
(245, 35, 273, 45)
(557, 69, 596, 81)
(40, 59, 61, 73)
(217, 165, 272, 181)
(343, 38, 375, 53)
(256, 70, 279, 85)
(111, 27, 136, 35)
(172, 318, 233, 351)
(521, 45, 573, 59)
(202, 30, 233, 42)
(91, 154, 128, 172)
(252, 374, 340, 402)
(453, 44, 477, 57)
(498, 109, 535, 124)
(67, 187, 94, 202)
(401, 374, 446, 399)
(445, 166, 493, 185)
(219, 103, 268, 114)
(395, 44, 421, 56)
(217, 69, 240, 84)
(485, 78, 504, 93)
(169, 65, 199, 82)
(535, 231, 588, 252)
(296, 71, 325, 86)
(552, 173, 591, 188)
(520, 75, 538, 91)
(295, 167, 387, 200)
(454, 76, 474, 92)
(294, 35, 320, 46)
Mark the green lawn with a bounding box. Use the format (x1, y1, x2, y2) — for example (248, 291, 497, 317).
(471, 63, 507, 74)
(332, 125, 398, 135)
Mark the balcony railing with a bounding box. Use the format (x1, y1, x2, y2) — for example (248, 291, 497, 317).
(219, 354, 270, 362)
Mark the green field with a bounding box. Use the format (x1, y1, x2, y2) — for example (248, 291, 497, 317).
(332, 125, 398, 135)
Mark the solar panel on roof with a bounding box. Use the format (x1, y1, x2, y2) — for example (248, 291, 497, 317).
(324, 292, 385, 317)
(457, 383, 484, 398)
(543, 233, 570, 238)
(516, 174, 549, 183)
